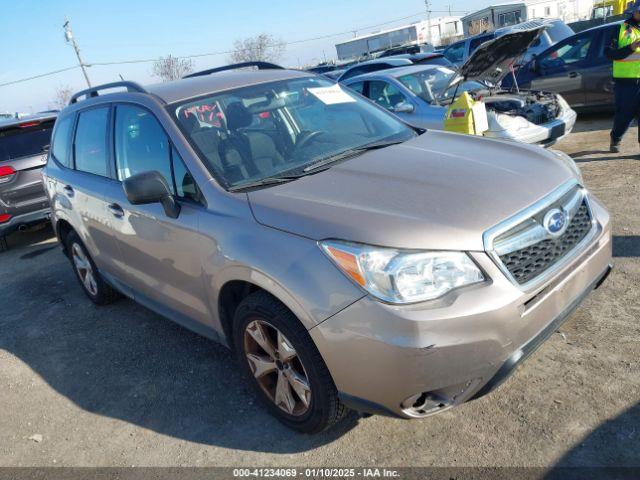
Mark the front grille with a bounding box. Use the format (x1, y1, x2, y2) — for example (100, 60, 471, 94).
(498, 201, 592, 284)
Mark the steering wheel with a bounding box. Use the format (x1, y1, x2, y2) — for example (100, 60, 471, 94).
(294, 130, 327, 151)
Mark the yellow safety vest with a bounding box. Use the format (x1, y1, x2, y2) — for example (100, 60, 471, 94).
(613, 22, 640, 79)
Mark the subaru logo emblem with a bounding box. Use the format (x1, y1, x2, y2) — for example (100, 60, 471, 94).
(543, 208, 567, 237)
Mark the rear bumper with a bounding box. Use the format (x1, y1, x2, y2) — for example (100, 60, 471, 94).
(0, 207, 51, 236)
(309, 195, 612, 418)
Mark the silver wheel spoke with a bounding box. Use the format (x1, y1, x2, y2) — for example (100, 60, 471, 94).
(246, 353, 277, 379)
(277, 331, 297, 362)
(247, 322, 277, 360)
(284, 369, 311, 407)
(275, 371, 296, 414)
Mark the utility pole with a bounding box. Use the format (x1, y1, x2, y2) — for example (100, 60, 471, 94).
(63, 18, 91, 88)
(425, 0, 433, 45)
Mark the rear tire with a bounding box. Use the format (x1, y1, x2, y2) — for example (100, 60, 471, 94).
(0, 235, 7, 253)
(233, 290, 349, 433)
(65, 231, 120, 305)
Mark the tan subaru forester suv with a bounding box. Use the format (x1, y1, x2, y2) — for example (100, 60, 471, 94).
(43, 62, 612, 433)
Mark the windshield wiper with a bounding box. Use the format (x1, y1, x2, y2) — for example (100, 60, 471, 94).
(228, 176, 295, 192)
(303, 140, 405, 173)
(228, 139, 405, 192)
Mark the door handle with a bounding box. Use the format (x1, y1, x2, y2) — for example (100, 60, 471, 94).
(569, 71, 580, 78)
(107, 203, 124, 218)
(63, 185, 74, 197)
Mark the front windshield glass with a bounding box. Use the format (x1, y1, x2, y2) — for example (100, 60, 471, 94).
(172, 77, 416, 190)
(397, 67, 484, 103)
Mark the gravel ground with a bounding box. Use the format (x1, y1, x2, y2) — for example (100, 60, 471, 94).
(0, 114, 638, 468)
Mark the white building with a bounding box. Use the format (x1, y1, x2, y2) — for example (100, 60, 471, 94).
(335, 17, 462, 60)
(461, 0, 594, 36)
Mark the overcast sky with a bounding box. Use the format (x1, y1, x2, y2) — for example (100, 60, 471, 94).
(0, 0, 492, 112)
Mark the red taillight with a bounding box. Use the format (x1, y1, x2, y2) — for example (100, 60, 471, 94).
(0, 213, 11, 224)
(18, 121, 40, 128)
(0, 166, 16, 177)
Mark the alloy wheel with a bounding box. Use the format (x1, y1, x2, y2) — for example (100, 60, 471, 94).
(71, 243, 98, 296)
(243, 319, 312, 416)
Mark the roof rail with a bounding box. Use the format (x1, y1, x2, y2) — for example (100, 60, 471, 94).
(184, 61, 284, 79)
(69, 81, 148, 104)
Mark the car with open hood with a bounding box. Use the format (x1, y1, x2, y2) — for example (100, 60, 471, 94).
(44, 63, 611, 433)
(342, 26, 577, 146)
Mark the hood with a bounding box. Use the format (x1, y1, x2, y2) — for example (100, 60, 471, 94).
(247, 131, 576, 251)
(455, 26, 545, 88)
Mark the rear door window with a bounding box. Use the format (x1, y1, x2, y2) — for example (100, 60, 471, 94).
(74, 107, 110, 177)
(0, 119, 55, 161)
(51, 115, 74, 167)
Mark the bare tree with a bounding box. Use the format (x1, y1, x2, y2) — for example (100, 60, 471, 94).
(152, 55, 194, 82)
(228, 34, 286, 64)
(53, 85, 74, 109)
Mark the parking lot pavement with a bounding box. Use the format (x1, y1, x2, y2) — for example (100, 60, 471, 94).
(0, 114, 638, 468)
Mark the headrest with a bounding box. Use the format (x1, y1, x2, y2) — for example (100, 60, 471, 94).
(180, 112, 201, 133)
(225, 102, 252, 130)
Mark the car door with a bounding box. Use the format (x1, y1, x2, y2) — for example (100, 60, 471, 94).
(102, 103, 210, 326)
(582, 25, 617, 108)
(54, 105, 123, 274)
(529, 32, 595, 107)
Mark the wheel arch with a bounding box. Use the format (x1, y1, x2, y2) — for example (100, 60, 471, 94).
(215, 267, 318, 349)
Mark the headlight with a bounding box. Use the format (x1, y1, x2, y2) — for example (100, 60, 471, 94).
(319, 240, 484, 304)
(550, 149, 583, 182)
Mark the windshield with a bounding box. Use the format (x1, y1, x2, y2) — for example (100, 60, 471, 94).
(397, 67, 484, 103)
(172, 77, 416, 190)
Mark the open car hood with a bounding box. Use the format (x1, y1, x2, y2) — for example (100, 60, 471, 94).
(451, 26, 545, 89)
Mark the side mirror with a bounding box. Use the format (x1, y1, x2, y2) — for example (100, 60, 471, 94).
(393, 101, 415, 114)
(123, 170, 181, 219)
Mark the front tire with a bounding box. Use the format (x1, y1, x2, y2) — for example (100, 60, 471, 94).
(65, 231, 119, 305)
(233, 291, 348, 433)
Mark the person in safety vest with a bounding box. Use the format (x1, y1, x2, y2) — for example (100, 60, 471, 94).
(606, 1, 640, 152)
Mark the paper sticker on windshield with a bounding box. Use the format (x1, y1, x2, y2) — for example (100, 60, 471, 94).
(307, 85, 356, 105)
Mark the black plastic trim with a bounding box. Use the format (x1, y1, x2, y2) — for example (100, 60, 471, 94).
(184, 62, 284, 78)
(338, 392, 404, 419)
(70, 81, 148, 104)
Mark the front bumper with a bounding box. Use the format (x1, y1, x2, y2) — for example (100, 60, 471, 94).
(309, 196, 612, 418)
(483, 106, 577, 147)
(0, 207, 51, 236)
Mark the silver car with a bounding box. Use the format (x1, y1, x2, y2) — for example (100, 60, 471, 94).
(44, 64, 612, 433)
(342, 27, 577, 146)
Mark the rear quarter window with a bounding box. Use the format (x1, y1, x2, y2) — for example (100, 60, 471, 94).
(74, 107, 110, 177)
(51, 115, 74, 167)
(0, 120, 54, 162)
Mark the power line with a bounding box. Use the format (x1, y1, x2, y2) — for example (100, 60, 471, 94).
(0, 66, 79, 88)
(90, 10, 469, 67)
(0, 9, 470, 88)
